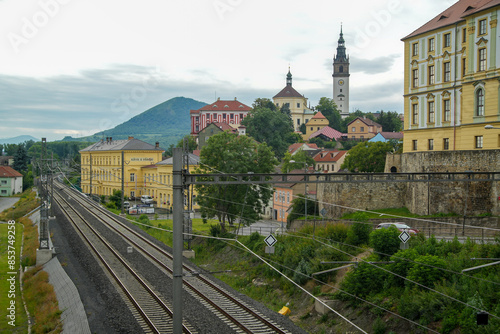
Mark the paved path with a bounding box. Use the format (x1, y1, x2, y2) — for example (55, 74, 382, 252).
(0, 197, 20, 218)
(44, 258, 91, 334)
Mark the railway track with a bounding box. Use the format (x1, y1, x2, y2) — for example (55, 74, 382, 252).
(53, 190, 195, 334)
(55, 183, 294, 333)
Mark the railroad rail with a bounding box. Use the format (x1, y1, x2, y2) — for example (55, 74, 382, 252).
(53, 190, 195, 334)
(55, 182, 293, 334)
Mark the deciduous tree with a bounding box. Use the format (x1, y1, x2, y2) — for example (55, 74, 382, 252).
(195, 131, 277, 232)
(341, 141, 394, 173)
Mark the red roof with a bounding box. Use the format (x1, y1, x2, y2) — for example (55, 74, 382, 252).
(287, 143, 319, 155)
(311, 111, 326, 120)
(273, 85, 304, 99)
(0, 166, 22, 178)
(191, 99, 251, 113)
(313, 150, 347, 163)
(403, 0, 500, 40)
(309, 126, 346, 141)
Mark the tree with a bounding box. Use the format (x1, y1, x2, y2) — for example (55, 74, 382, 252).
(376, 110, 402, 132)
(13, 144, 29, 172)
(370, 226, 401, 258)
(287, 194, 319, 222)
(195, 131, 277, 232)
(308, 136, 337, 149)
(299, 123, 306, 134)
(341, 141, 394, 173)
(165, 135, 198, 157)
(315, 97, 342, 131)
(280, 150, 315, 173)
(108, 190, 122, 209)
(241, 101, 296, 159)
(252, 98, 277, 111)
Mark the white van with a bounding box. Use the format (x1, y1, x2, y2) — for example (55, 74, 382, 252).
(141, 195, 154, 204)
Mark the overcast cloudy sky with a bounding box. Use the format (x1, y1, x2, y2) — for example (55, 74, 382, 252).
(0, 0, 455, 141)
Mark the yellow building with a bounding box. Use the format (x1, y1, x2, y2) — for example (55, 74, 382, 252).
(402, 0, 500, 152)
(146, 153, 200, 211)
(347, 117, 382, 140)
(273, 70, 315, 132)
(80, 137, 164, 199)
(304, 111, 329, 140)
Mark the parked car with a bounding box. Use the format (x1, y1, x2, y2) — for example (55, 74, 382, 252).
(375, 222, 419, 235)
(123, 201, 130, 209)
(141, 195, 154, 205)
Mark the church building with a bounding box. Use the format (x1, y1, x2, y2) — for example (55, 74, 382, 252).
(332, 26, 350, 118)
(273, 69, 314, 132)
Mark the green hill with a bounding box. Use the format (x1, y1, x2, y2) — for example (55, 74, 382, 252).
(62, 97, 207, 149)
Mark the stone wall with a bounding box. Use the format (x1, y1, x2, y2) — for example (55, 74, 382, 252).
(318, 150, 500, 217)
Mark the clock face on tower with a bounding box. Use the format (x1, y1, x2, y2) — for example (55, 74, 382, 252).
(338, 79, 344, 86)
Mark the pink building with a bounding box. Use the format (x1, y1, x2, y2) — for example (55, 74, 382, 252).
(190, 98, 251, 135)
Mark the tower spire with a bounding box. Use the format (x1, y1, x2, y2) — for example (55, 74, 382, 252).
(286, 66, 292, 86)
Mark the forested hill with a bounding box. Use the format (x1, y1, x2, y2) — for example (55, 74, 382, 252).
(62, 97, 207, 149)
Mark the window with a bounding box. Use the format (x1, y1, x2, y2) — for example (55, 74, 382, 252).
(412, 103, 419, 125)
(428, 38, 435, 52)
(479, 48, 486, 71)
(339, 66, 343, 73)
(275, 192, 278, 200)
(462, 28, 467, 43)
(287, 192, 290, 203)
(130, 173, 135, 182)
(475, 136, 483, 148)
(297, 103, 300, 108)
(297, 119, 300, 125)
(479, 19, 487, 35)
(444, 62, 451, 82)
(230, 113, 234, 119)
(476, 88, 485, 116)
(412, 69, 418, 88)
(443, 99, 451, 122)
(428, 65, 435, 85)
(360, 127, 365, 132)
(1, 190, 7, 195)
(1, 180, 6, 185)
(428, 101, 435, 123)
(352, 127, 356, 132)
(340, 89, 342, 92)
(462, 58, 467, 77)
(428, 139, 434, 150)
(443, 138, 449, 150)
(444, 33, 451, 48)
(412, 42, 419, 56)
(412, 140, 418, 151)
(223, 113, 226, 119)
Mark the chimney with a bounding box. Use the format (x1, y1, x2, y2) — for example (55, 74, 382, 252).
(217, 97, 220, 101)
(234, 97, 237, 101)
(155, 142, 159, 149)
(128, 136, 134, 140)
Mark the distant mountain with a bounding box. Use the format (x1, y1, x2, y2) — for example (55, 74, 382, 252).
(0, 135, 39, 145)
(62, 97, 207, 149)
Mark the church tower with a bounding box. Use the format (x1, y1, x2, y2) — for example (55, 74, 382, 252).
(332, 26, 350, 118)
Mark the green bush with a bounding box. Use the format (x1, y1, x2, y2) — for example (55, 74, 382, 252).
(406, 255, 448, 289)
(340, 261, 388, 299)
(323, 223, 349, 243)
(346, 222, 372, 246)
(369, 226, 401, 258)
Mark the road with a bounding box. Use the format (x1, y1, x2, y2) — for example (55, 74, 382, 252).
(0, 197, 20, 221)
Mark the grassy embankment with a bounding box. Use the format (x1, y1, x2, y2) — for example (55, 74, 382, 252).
(0, 190, 62, 334)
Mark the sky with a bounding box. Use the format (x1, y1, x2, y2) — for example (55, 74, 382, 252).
(0, 0, 457, 141)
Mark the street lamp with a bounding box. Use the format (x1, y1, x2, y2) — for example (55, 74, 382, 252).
(485, 124, 500, 129)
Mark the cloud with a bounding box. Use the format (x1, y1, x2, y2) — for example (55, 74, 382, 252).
(349, 55, 399, 74)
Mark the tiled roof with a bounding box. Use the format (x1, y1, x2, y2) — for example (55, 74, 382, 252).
(347, 117, 382, 128)
(273, 85, 304, 98)
(313, 150, 347, 163)
(287, 143, 319, 155)
(403, 0, 500, 40)
(80, 137, 164, 152)
(157, 153, 200, 165)
(381, 132, 404, 140)
(311, 111, 326, 120)
(194, 99, 251, 112)
(309, 126, 346, 141)
(0, 166, 22, 178)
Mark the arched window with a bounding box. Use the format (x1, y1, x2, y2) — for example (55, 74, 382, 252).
(339, 66, 343, 73)
(476, 88, 485, 116)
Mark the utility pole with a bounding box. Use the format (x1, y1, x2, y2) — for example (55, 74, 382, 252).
(121, 150, 124, 214)
(89, 153, 93, 197)
(172, 148, 184, 334)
